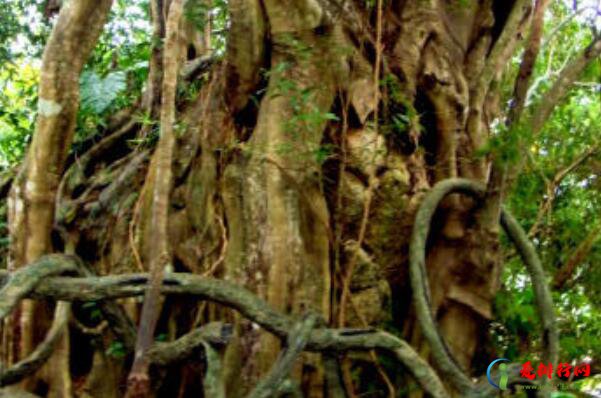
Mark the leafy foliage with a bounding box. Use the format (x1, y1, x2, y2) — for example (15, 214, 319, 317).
(0, 63, 38, 168)
(490, 5, 601, 390)
(80, 71, 127, 115)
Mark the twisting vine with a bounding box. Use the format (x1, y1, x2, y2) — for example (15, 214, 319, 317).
(0, 178, 558, 397)
(409, 178, 559, 396)
(0, 255, 134, 387)
(0, 255, 450, 398)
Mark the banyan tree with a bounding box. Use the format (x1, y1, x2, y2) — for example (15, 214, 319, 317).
(0, 0, 599, 397)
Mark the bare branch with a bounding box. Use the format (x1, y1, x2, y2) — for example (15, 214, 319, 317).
(531, 37, 601, 134)
(553, 223, 601, 289)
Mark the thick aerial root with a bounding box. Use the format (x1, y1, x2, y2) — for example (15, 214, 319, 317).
(409, 178, 559, 396)
(500, 210, 559, 365)
(248, 314, 317, 398)
(0, 302, 69, 387)
(0, 178, 556, 396)
(0, 255, 134, 387)
(0, 255, 449, 398)
(0, 255, 82, 319)
(199, 339, 226, 398)
(147, 322, 231, 366)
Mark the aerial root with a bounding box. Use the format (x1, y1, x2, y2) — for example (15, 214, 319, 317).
(0, 178, 557, 397)
(409, 178, 559, 396)
(0, 256, 449, 398)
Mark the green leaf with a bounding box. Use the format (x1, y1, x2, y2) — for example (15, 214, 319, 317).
(79, 70, 126, 114)
(106, 341, 126, 358)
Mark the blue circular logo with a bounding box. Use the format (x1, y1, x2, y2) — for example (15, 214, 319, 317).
(487, 358, 510, 390)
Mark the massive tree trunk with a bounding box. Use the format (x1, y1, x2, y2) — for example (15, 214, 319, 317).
(2, 0, 597, 397)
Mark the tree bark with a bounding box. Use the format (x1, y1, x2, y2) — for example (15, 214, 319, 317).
(6, 1, 112, 395)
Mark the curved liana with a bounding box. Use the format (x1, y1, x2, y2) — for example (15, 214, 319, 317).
(0, 302, 70, 387)
(0, 255, 135, 387)
(0, 256, 450, 398)
(500, 210, 559, 366)
(0, 178, 558, 397)
(409, 178, 559, 396)
(0, 255, 82, 387)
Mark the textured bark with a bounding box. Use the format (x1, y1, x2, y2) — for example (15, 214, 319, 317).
(126, 0, 185, 396)
(141, 0, 166, 122)
(221, 1, 341, 393)
(6, 1, 113, 395)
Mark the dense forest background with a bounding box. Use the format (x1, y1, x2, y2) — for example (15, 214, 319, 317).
(0, 0, 599, 397)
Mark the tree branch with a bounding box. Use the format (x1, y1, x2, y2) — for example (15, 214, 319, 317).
(507, 0, 550, 125)
(553, 223, 601, 289)
(528, 144, 599, 238)
(531, 36, 601, 134)
(485, 0, 549, 234)
(474, 0, 532, 113)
